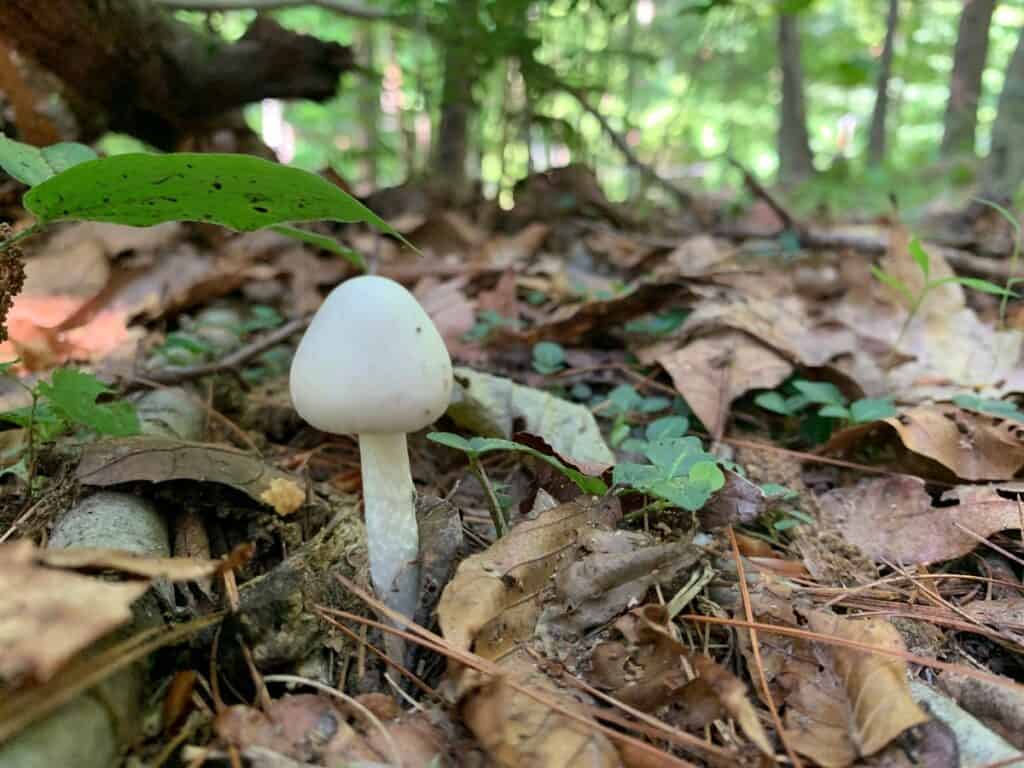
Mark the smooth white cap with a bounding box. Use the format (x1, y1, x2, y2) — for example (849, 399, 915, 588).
(290, 275, 454, 434)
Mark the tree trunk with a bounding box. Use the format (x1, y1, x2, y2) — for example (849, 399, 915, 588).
(941, 0, 997, 157)
(867, 0, 899, 166)
(981, 24, 1024, 202)
(0, 0, 353, 149)
(434, 0, 477, 197)
(777, 12, 815, 184)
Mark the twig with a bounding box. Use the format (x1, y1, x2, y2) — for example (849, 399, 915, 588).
(727, 526, 802, 768)
(136, 315, 311, 385)
(728, 156, 803, 235)
(560, 82, 693, 210)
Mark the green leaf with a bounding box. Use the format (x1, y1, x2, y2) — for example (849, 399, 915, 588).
(817, 404, 850, 419)
(0, 134, 97, 186)
(24, 153, 406, 245)
(871, 265, 916, 306)
(426, 432, 474, 453)
(849, 397, 897, 423)
(940, 276, 1018, 298)
(271, 225, 366, 271)
(610, 421, 631, 447)
(952, 394, 1024, 421)
(688, 460, 725, 492)
(754, 391, 792, 415)
(646, 415, 689, 441)
(760, 483, 799, 501)
(791, 380, 846, 406)
(35, 369, 139, 436)
(909, 238, 930, 279)
(41, 143, 100, 175)
(0, 359, 19, 375)
(639, 396, 671, 413)
(606, 384, 642, 415)
(532, 341, 567, 374)
(429, 432, 608, 495)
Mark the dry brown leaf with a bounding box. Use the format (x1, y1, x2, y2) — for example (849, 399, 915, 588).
(589, 605, 772, 756)
(585, 229, 656, 270)
(415, 275, 478, 353)
(35, 547, 223, 581)
(77, 437, 304, 516)
(482, 222, 550, 268)
(825, 405, 1024, 481)
(785, 612, 930, 767)
(459, 656, 622, 768)
(438, 498, 701, 767)
(516, 279, 701, 345)
(0, 541, 150, 684)
(818, 475, 1024, 564)
(658, 329, 792, 440)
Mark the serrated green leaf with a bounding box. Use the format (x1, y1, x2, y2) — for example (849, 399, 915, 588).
(271, 225, 366, 271)
(36, 368, 139, 436)
(909, 238, 930, 279)
(24, 153, 406, 246)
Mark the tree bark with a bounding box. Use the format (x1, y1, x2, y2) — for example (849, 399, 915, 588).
(981, 23, 1024, 202)
(0, 0, 354, 149)
(941, 0, 997, 157)
(867, 0, 899, 166)
(777, 12, 815, 184)
(434, 0, 477, 197)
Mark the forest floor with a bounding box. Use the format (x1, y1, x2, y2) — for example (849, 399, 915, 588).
(2, 164, 1024, 768)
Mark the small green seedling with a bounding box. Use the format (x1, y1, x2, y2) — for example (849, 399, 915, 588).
(872, 237, 1017, 352)
(614, 436, 725, 513)
(972, 198, 1021, 328)
(755, 378, 896, 424)
(619, 414, 690, 453)
(624, 309, 689, 336)
(532, 341, 567, 375)
(0, 365, 139, 485)
(463, 309, 515, 342)
(428, 432, 609, 536)
(597, 384, 673, 447)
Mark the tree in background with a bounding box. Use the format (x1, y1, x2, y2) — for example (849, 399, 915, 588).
(981, 21, 1024, 203)
(777, 7, 815, 184)
(867, 0, 899, 166)
(941, 0, 997, 158)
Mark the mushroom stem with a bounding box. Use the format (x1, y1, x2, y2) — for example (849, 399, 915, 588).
(359, 432, 420, 623)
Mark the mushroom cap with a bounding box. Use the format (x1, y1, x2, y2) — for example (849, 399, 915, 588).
(290, 275, 454, 434)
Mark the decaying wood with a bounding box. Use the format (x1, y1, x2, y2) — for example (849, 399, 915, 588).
(0, 0, 354, 148)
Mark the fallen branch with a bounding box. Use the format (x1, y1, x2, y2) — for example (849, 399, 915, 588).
(137, 315, 311, 385)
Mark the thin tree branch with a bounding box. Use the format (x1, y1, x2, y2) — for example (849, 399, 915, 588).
(560, 82, 694, 210)
(152, 0, 418, 27)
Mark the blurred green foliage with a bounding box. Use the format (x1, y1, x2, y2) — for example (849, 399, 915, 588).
(148, 1, 1024, 214)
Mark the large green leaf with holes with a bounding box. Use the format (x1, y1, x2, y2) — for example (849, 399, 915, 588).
(23, 153, 402, 240)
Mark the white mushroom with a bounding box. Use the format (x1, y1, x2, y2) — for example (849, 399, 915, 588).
(290, 275, 453, 626)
